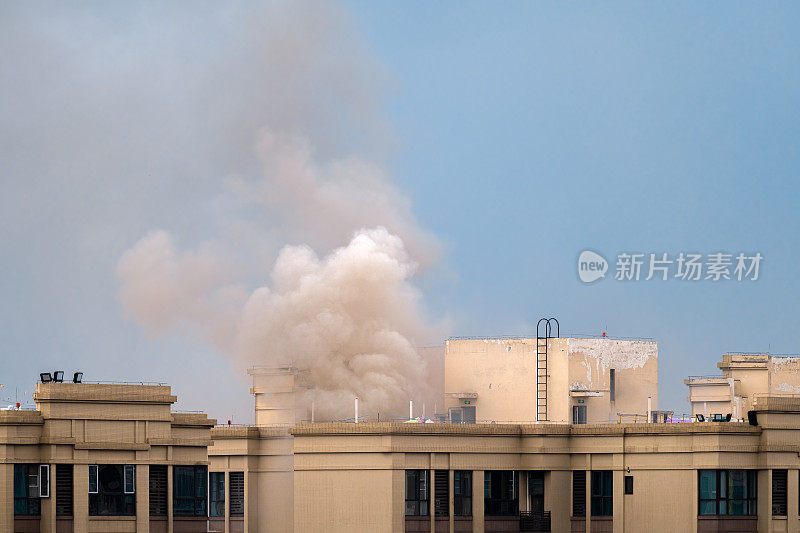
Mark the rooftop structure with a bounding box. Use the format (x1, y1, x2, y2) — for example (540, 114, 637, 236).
(685, 353, 800, 419)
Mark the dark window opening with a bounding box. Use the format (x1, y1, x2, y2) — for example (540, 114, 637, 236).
(173, 465, 208, 517)
(14, 464, 41, 516)
(210, 472, 225, 517)
(572, 471, 586, 517)
(454, 471, 472, 517)
(529, 472, 545, 515)
(434, 470, 449, 517)
(698, 470, 757, 516)
(591, 471, 613, 517)
(573, 405, 587, 425)
(230, 472, 245, 517)
(149, 465, 167, 517)
(55, 465, 73, 516)
(609, 369, 616, 402)
(89, 464, 135, 516)
(624, 475, 633, 495)
(772, 470, 787, 516)
(405, 470, 429, 516)
(484, 471, 517, 516)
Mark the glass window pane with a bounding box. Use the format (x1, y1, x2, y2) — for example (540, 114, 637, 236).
(699, 470, 716, 499)
(699, 500, 715, 515)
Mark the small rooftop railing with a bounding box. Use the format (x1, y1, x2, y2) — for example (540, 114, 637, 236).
(80, 380, 168, 386)
(448, 334, 654, 341)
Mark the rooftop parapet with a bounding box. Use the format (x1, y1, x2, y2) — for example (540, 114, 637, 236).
(34, 382, 177, 405)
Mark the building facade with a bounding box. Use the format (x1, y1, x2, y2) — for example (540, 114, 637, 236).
(444, 337, 658, 424)
(686, 353, 800, 419)
(0, 382, 215, 533)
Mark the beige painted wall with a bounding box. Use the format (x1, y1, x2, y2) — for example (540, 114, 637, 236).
(444, 337, 657, 423)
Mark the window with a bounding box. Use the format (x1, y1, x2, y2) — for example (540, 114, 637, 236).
(210, 472, 225, 517)
(39, 465, 50, 498)
(572, 471, 586, 517)
(124, 465, 135, 494)
(449, 408, 462, 423)
(772, 470, 787, 516)
(88, 465, 98, 494)
(484, 471, 517, 516)
(229, 472, 244, 517)
(14, 464, 41, 516)
(89, 465, 135, 516)
(529, 472, 544, 514)
(149, 465, 167, 517)
(591, 471, 613, 517)
(609, 369, 616, 402)
(454, 471, 472, 517)
(572, 405, 587, 425)
(462, 406, 476, 423)
(624, 475, 633, 495)
(55, 465, 73, 517)
(174, 466, 208, 517)
(405, 470, 429, 516)
(434, 470, 449, 517)
(698, 470, 757, 516)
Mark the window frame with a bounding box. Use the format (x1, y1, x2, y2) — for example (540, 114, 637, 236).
(698, 469, 757, 516)
(88, 464, 136, 517)
(88, 465, 99, 494)
(173, 465, 208, 517)
(123, 465, 135, 495)
(484, 470, 518, 517)
(209, 472, 225, 517)
(405, 469, 429, 516)
(38, 464, 50, 498)
(572, 405, 587, 425)
(591, 470, 613, 517)
(454, 470, 472, 517)
(14, 464, 42, 516)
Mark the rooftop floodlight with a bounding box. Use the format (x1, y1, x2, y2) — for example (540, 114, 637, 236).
(52, 371, 64, 383)
(73, 372, 83, 383)
(40, 372, 52, 383)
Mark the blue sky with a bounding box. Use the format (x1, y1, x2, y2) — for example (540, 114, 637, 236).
(1, 2, 799, 419)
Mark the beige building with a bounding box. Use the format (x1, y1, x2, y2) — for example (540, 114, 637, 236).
(444, 337, 658, 424)
(208, 396, 800, 533)
(686, 353, 800, 420)
(1, 381, 216, 533)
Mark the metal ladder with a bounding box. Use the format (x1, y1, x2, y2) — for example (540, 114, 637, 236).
(536, 318, 559, 422)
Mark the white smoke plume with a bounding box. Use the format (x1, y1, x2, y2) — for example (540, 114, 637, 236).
(116, 0, 443, 420)
(238, 227, 431, 418)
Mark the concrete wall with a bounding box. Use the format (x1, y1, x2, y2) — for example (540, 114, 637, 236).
(444, 338, 657, 423)
(0, 383, 215, 533)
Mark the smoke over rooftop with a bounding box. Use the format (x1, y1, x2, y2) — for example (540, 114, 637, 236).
(116, 0, 443, 419)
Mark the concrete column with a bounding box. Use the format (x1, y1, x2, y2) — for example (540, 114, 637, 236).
(225, 471, 230, 533)
(788, 469, 799, 533)
(448, 470, 454, 533)
(0, 463, 14, 533)
(391, 468, 405, 533)
(167, 465, 173, 533)
(74, 463, 88, 533)
(691, 470, 698, 533)
(41, 463, 56, 532)
(586, 469, 592, 533)
(758, 469, 771, 533)
(429, 469, 436, 531)
(136, 464, 149, 533)
(472, 470, 484, 533)
(612, 470, 624, 533)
